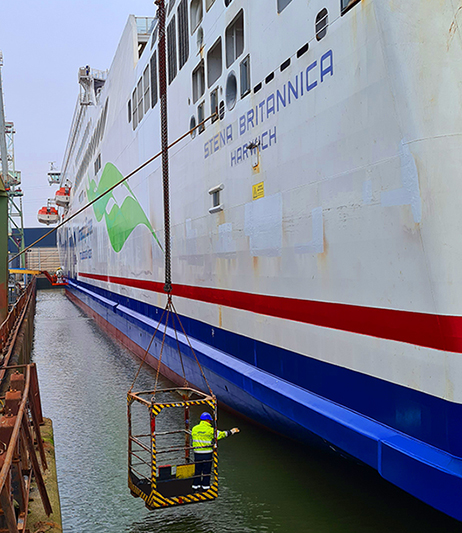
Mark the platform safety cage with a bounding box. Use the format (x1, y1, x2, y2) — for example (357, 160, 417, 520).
(127, 387, 219, 509)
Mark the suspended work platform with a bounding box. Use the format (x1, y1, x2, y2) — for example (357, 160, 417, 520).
(127, 387, 218, 509)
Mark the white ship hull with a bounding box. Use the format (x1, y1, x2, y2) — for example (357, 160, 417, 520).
(57, 0, 462, 520)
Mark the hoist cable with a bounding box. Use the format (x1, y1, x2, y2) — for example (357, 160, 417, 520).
(171, 299, 214, 397)
(157, 0, 172, 294)
(171, 312, 188, 387)
(128, 304, 168, 393)
(153, 298, 172, 396)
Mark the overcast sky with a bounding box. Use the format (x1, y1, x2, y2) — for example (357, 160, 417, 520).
(1, 0, 155, 227)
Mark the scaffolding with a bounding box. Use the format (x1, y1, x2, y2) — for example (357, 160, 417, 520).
(3, 122, 25, 271)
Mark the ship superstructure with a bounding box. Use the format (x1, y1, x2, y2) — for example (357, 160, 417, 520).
(56, 0, 462, 520)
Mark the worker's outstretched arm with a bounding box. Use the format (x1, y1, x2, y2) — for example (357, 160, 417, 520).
(217, 427, 240, 440)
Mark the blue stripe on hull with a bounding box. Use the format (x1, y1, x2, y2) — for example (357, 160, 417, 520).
(67, 280, 462, 521)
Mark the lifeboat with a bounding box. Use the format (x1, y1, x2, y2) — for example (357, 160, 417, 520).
(55, 185, 71, 207)
(37, 205, 59, 225)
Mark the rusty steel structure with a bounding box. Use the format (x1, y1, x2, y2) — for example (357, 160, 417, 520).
(0, 365, 50, 532)
(0, 278, 52, 532)
(0, 279, 36, 375)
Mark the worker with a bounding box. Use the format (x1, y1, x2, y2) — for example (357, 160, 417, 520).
(191, 412, 239, 490)
(56, 267, 64, 283)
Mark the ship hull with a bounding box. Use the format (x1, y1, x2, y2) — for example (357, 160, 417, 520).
(66, 278, 462, 521)
(56, 0, 462, 520)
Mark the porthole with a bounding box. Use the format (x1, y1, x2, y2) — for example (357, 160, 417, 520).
(219, 100, 225, 120)
(190, 115, 197, 138)
(316, 9, 328, 41)
(225, 71, 237, 110)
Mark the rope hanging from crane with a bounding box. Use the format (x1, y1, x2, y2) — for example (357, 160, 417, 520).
(126, 1, 225, 511)
(129, 0, 213, 397)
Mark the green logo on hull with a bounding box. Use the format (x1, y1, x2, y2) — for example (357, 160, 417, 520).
(86, 162, 162, 253)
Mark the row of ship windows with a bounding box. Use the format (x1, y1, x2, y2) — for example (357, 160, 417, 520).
(128, 4, 244, 129)
(169, 0, 359, 20)
(128, 0, 358, 130)
(190, 8, 329, 137)
(278, 0, 360, 13)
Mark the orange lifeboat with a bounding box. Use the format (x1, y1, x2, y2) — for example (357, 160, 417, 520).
(37, 205, 59, 225)
(55, 185, 71, 207)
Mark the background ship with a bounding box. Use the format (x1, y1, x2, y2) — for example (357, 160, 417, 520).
(47, 0, 462, 520)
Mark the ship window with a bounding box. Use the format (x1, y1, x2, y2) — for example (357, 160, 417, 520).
(190, 115, 197, 138)
(143, 66, 150, 114)
(197, 26, 204, 53)
(128, 100, 132, 123)
(192, 60, 205, 104)
(280, 58, 291, 71)
(209, 183, 223, 213)
(240, 55, 250, 97)
(341, 0, 360, 14)
(206, 0, 216, 10)
(100, 98, 109, 140)
(224, 0, 233, 5)
(226, 10, 244, 68)
(198, 101, 205, 134)
(316, 9, 328, 41)
(151, 24, 158, 49)
(94, 154, 101, 175)
(132, 87, 138, 129)
(219, 100, 225, 120)
(207, 38, 222, 88)
(137, 78, 144, 123)
(297, 43, 309, 58)
(168, 0, 176, 15)
(150, 52, 158, 108)
(225, 71, 237, 110)
(210, 87, 219, 122)
(190, 0, 203, 33)
(277, 0, 293, 12)
(167, 15, 178, 84)
(178, 0, 189, 69)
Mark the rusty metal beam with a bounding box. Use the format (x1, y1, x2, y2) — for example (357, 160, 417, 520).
(0, 484, 18, 533)
(21, 417, 51, 516)
(29, 363, 44, 425)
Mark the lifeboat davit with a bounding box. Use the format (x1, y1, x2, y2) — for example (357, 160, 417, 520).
(55, 185, 71, 207)
(37, 206, 59, 225)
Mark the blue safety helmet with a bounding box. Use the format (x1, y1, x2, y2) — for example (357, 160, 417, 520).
(200, 412, 213, 422)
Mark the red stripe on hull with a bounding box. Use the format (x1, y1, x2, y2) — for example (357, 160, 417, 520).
(78, 272, 462, 353)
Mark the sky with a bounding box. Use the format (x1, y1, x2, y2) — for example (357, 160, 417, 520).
(1, 0, 156, 227)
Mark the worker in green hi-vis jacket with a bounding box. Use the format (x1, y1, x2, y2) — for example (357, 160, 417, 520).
(191, 412, 239, 490)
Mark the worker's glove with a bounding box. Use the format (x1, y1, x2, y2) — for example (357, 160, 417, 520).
(230, 428, 240, 435)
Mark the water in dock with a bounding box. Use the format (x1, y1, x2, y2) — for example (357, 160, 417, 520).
(32, 290, 462, 532)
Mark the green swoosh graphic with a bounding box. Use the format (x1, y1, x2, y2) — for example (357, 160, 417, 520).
(86, 162, 163, 253)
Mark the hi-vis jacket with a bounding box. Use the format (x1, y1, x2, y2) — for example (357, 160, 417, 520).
(191, 421, 229, 454)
